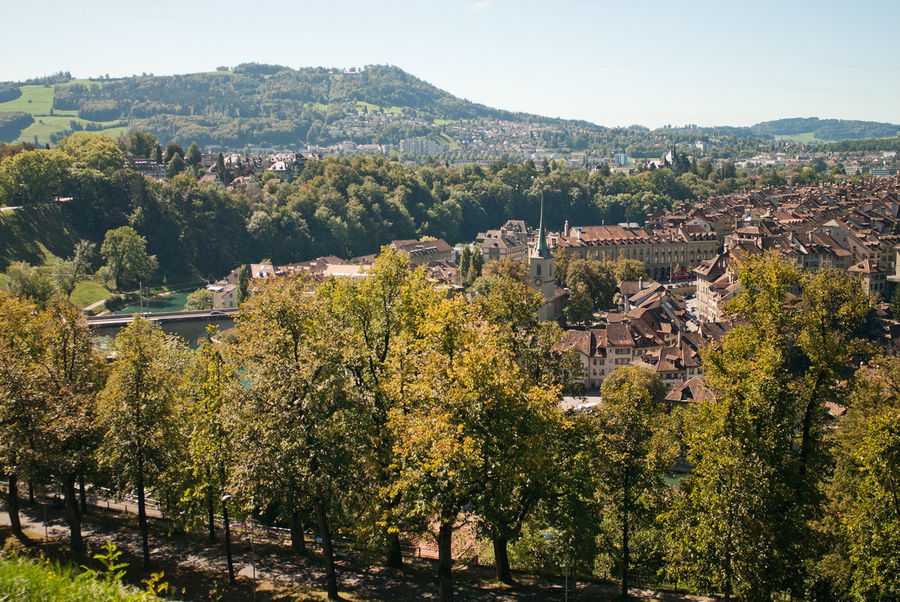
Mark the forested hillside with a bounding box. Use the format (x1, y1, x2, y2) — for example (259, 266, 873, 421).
(0, 132, 750, 281)
(1, 65, 897, 152)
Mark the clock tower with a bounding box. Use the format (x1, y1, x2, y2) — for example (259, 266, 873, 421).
(529, 196, 558, 320)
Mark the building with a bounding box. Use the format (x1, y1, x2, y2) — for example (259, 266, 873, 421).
(529, 201, 566, 321)
(549, 223, 720, 282)
(476, 219, 530, 262)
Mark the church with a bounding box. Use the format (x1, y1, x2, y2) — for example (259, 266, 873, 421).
(529, 200, 566, 321)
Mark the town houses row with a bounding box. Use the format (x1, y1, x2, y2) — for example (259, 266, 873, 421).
(207, 176, 900, 403)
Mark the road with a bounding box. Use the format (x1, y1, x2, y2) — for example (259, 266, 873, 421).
(87, 308, 237, 328)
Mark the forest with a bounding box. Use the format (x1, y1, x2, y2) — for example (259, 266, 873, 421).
(1, 249, 897, 601)
(0, 131, 761, 284)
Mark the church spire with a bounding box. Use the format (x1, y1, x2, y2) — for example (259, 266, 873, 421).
(533, 193, 550, 258)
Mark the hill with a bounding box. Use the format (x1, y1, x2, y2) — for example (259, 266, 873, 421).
(750, 117, 900, 142)
(0, 64, 566, 148)
(0, 65, 898, 152)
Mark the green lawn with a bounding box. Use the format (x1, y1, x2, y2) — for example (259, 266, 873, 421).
(16, 116, 127, 146)
(0, 84, 55, 114)
(70, 279, 112, 308)
(113, 291, 190, 314)
(773, 132, 824, 143)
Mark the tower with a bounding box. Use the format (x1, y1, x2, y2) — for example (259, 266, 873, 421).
(529, 195, 557, 319)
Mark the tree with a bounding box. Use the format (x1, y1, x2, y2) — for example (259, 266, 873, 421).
(664, 253, 872, 600)
(595, 366, 676, 597)
(96, 318, 187, 568)
(817, 358, 900, 600)
(470, 276, 570, 584)
(469, 246, 484, 281)
(186, 143, 202, 175)
(459, 244, 472, 282)
(0, 293, 45, 538)
(329, 247, 439, 567)
(49, 240, 95, 298)
(4, 261, 55, 306)
(386, 296, 559, 600)
(36, 299, 105, 556)
(613, 256, 646, 282)
(57, 132, 126, 175)
(100, 226, 158, 290)
(125, 130, 159, 158)
(164, 142, 184, 164)
(0, 149, 73, 205)
(233, 275, 371, 600)
(166, 152, 185, 179)
(236, 264, 250, 304)
(215, 152, 231, 184)
(564, 281, 595, 326)
(179, 332, 238, 581)
(184, 288, 213, 310)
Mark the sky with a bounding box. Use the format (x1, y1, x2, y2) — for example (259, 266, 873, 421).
(5, 0, 899, 128)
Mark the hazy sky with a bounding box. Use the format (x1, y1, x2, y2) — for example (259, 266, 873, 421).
(6, 0, 899, 128)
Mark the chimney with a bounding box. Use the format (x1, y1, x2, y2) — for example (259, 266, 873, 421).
(639, 276, 644, 290)
(563, 219, 570, 237)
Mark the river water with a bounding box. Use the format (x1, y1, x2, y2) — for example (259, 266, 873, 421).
(92, 318, 236, 352)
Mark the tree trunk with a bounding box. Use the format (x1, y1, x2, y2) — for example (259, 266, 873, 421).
(28, 481, 35, 505)
(386, 531, 403, 568)
(316, 497, 339, 600)
(438, 517, 455, 602)
(621, 480, 630, 599)
(493, 535, 513, 584)
(136, 476, 150, 569)
(63, 477, 84, 557)
(7, 473, 23, 537)
(78, 476, 87, 515)
(290, 510, 306, 554)
(207, 490, 216, 542)
(222, 498, 235, 583)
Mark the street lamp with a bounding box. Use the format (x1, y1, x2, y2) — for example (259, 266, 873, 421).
(221, 493, 236, 584)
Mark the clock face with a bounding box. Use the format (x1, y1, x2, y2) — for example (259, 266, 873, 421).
(534, 277, 543, 286)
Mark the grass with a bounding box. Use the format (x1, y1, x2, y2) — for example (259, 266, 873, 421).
(0, 82, 125, 144)
(0, 84, 55, 114)
(113, 291, 190, 315)
(773, 132, 824, 143)
(70, 279, 112, 308)
(0, 554, 158, 601)
(0, 203, 80, 270)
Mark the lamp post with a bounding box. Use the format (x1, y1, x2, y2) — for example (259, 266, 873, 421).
(221, 493, 236, 584)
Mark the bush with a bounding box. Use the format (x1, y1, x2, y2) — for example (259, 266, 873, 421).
(0, 554, 159, 601)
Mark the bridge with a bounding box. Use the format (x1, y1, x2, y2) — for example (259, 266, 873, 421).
(87, 309, 238, 329)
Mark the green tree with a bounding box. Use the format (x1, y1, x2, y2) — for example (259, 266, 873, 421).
(817, 358, 900, 600)
(233, 275, 371, 600)
(184, 288, 213, 310)
(125, 130, 159, 158)
(0, 149, 73, 205)
(186, 143, 202, 175)
(469, 246, 484, 281)
(179, 332, 238, 580)
(0, 292, 45, 538)
(4, 261, 55, 306)
(57, 132, 126, 175)
(664, 253, 872, 600)
(329, 247, 439, 567)
(35, 299, 105, 556)
(386, 296, 559, 600)
(164, 142, 184, 164)
(459, 244, 472, 282)
(236, 264, 250, 304)
(215, 152, 231, 184)
(595, 366, 676, 597)
(49, 240, 95, 298)
(96, 318, 187, 568)
(166, 152, 185, 179)
(100, 226, 158, 290)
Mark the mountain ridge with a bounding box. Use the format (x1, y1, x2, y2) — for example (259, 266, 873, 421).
(0, 64, 898, 150)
